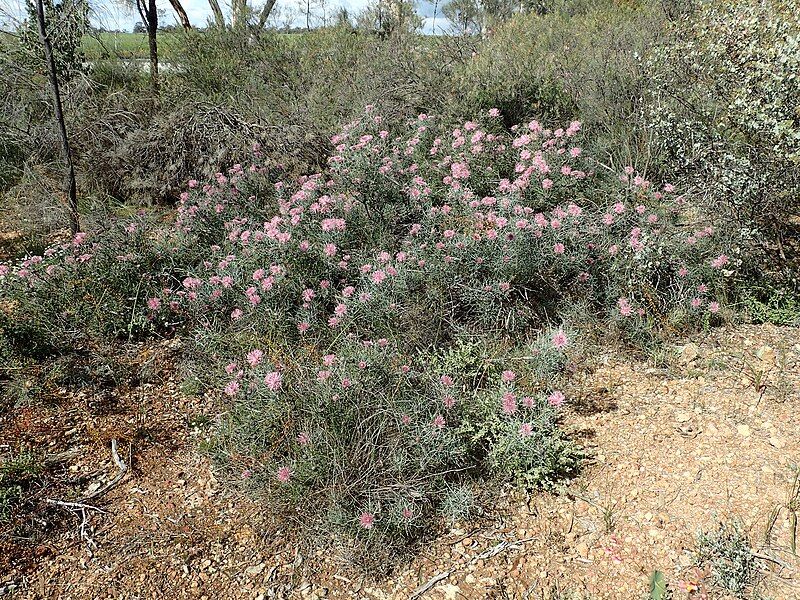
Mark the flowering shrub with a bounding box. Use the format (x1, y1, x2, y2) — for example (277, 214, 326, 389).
(0, 107, 734, 553)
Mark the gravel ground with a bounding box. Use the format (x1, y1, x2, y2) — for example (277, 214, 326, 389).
(2, 324, 798, 599)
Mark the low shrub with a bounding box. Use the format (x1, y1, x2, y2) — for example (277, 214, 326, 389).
(0, 107, 735, 558)
(696, 522, 760, 598)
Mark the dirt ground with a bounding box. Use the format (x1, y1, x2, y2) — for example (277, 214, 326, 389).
(1, 324, 799, 599)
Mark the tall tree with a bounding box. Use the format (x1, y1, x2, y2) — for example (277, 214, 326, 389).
(33, 0, 79, 234)
(135, 0, 159, 92)
(256, 0, 279, 29)
(167, 0, 192, 29)
(207, 0, 226, 26)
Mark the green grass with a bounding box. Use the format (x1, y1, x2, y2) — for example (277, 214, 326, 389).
(81, 32, 185, 61)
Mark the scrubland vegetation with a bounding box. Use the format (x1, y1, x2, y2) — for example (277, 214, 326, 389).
(0, 0, 798, 592)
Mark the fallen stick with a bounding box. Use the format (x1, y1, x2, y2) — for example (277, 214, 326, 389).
(45, 499, 107, 513)
(409, 536, 536, 598)
(409, 571, 451, 599)
(83, 439, 129, 501)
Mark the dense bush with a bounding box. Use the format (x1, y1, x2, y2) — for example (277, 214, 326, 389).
(0, 107, 736, 554)
(648, 0, 800, 263)
(453, 0, 669, 164)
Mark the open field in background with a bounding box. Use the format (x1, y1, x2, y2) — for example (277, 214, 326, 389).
(81, 31, 185, 60)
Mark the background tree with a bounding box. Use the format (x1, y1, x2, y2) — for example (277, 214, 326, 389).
(442, 0, 482, 33)
(18, 0, 88, 81)
(32, 0, 79, 234)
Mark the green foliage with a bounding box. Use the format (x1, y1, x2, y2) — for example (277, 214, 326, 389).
(17, 0, 89, 81)
(0, 451, 41, 522)
(453, 0, 668, 162)
(648, 571, 669, 600)
(743, 285, 800, 326)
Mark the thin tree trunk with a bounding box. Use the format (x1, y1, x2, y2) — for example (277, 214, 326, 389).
(208, 0, 226, 27)
(147, 0, 159, 92)
(137, 0, 159, 92)
(167, 0, 192, 30)
(34, 0, 78, 234)
(257, 0, 278, 29)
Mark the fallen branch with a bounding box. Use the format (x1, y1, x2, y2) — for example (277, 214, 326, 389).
(410, 535, 535, 598)
(83, 439, 129, 501)
(43, 439, 129, 554)
(409, 571, 451, 599)
(45, 499, 108, 513)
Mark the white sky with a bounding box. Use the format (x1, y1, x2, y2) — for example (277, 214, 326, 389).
(0, 0, 449, 33)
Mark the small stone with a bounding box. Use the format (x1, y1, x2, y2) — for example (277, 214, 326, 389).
(757, 345, 776, 365)
(737, 424, 751, 437)
(680, 343, 699, 364)
(434, 584, 460, 600)
(245, 563, 265, 577)
(464, 574, 476, 585)
(676, 412, 692, 423)
(769, 437, 786, 449)
(575, 542, 589, 558)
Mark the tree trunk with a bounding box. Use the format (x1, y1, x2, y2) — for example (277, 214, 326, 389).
(147, 0, 159, 92)
(208, 0, 226, 27)
(34, 0, 79, 235)
(168, 0, 192, 30)
(137, 0, 159, 92)
(257, 0, 278, 29)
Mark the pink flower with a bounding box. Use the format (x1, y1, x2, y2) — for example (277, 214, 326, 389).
(709, 301, 720, 313)
(519, 423, 534, 437)
(617, 298, 632, 317)
(552, 329, 569, 349)
(297, 321, 310, 333)
(276, 466, 292, 483)
(224, 380, 240, 396)
(522, 396, 535, 408)
(225, 362, 238, 375)
(547, 390, 565, 407)
(359, 512, 375, 529)
(442, 395, 456, 409)
(324, 243, 337, 257)
(542, 178, 553, 190)
(710, 254, 730, 269)
(247, 349, 264, 366)
(231, 308, 243, 321)
(317, 370, 332, 381)
(401, 507, 414, 519)
(297, 432, 311, 446)
(501, 392, 517, 414)
(440, 375, 454, 387)
(323, 354, 336, 366)
(371, 270, 387, 284)
(264, 371, 282, 391)
(553, 243, 565, 255)
(432, 414, 446, 429)
(147, 297, 161, 311)
(501, 370, 516, 383)
(690, 297, 703, 309)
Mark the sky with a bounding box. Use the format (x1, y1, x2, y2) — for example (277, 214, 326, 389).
(0, 0, 450, 33)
